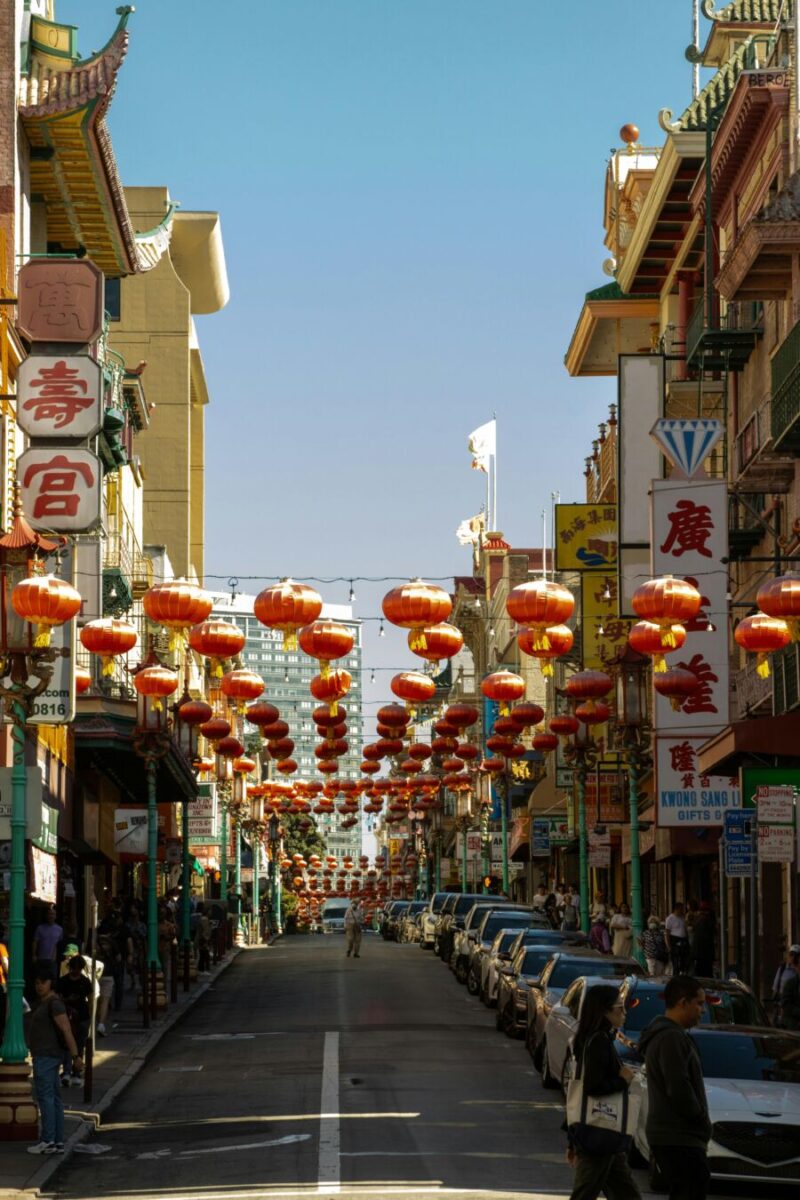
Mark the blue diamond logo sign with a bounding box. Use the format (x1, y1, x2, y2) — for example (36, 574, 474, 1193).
(650, 418, 723, 479)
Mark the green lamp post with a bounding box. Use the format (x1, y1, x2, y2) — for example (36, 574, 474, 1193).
(613, 645, 651, 967)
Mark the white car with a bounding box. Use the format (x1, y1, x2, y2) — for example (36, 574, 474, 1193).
(419, 892, 452, 949)
(480, 928, 529, 1005)
(634, 1027, 800, 1187)
(541, 974, 618, 1088)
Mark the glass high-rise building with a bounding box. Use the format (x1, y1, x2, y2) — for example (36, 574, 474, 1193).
(208, 591, 363, 859)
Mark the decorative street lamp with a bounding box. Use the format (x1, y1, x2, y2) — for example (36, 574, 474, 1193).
(173, 692, 206, 988)
(612, 644, 651, 966)
(563, 721, 599, 934)
(216, 754, 232, 943)
(268, 811, 282, 935)
(455, 789, 473, 893)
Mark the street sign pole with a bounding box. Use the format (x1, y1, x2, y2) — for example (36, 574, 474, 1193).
(718, 837, 725, 977)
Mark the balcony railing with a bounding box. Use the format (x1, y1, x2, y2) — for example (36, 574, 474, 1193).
(686, 301, 761, 372)
(771, 316, 800, 450)
(732, 657, 772, 720)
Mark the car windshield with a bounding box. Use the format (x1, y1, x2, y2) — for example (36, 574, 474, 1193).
(493, 930, 522, 954)
(624, 986, 764, 1032)
(519, 947, 559, 976)
(431, 894, 450, 913)
(407, 902, 426, 914)
(693, 1032, 800, 1083)
(550, 958, 630, 987)
(480, 912, 533, 940)
(454, 895, 489, 917)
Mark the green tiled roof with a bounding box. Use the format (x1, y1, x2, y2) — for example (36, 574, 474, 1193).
(704, 0, 789, 22)
(670, 37, 753, 130)
(584, 282, 656, 302)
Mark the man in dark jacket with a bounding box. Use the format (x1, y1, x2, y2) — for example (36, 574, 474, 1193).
(638, 975, 710, 1200)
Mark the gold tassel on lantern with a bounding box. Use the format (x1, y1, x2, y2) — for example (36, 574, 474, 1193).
(660, 624, 678, 648)
(653, 653, 667, 673)
(756, 653, 771, 679)
(34, 624, 52, 649)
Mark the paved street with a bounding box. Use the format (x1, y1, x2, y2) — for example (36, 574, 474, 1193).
(42, 934, 762, 1200)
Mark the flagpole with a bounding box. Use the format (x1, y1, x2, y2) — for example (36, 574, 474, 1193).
(492, 415, 497, 531)
(541, 509, 547, 580)
(486, 462, 491, 532)
(550, 491, 560, 580)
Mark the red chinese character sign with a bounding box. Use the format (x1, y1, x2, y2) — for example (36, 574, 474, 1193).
(17, 355, 103, 439)
(19, 448, 102, 533)
(657, 739, 740, 826)
(17, 259, 104, 345)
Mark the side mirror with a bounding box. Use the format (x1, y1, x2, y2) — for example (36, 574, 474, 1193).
(499, 966, 514, 976)
(528, 980, 543, 990)
(551, 1003, 570, 1016)
(498, 952, 511, 962)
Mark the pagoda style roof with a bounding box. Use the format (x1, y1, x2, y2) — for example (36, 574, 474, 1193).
(703, 0, 787, 21)
(19, 7, 170, 277)
(660, 38, 753, 133)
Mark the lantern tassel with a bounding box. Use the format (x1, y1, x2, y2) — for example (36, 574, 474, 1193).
(790, 620, 800, 644)
(653, 654, 667, 673)
(101, 656, 115, 678)
(756, 653, 771, 679)
(320, 661, 331, 681)
(540, 662, 554, 678)
(409, 630, 427, 652)
(532, 630, 550, 651)
(283, 629, 298, 652)
(34, 625, 52, 649)
(660, 625, 677, 649)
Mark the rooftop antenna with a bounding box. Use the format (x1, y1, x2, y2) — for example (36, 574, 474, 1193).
(692, 0, 700, 98)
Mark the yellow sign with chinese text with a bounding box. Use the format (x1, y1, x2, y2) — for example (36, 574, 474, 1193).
(581, 572, 633, 671)
(555, 504, 618, 572)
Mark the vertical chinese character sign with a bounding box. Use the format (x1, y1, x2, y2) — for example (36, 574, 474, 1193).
(16, 260, 104, 535)
(650, 420, 740, 826)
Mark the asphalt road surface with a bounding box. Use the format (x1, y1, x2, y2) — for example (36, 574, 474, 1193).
(46, 934, 769, 1200)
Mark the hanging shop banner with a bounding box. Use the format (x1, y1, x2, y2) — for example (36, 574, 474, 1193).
(618, 355, 664, 615)
(581, 572, 632, 671)
(32, 803, 59, 854)
(19, 447, 102, 533)
(75, 536, 103, 625)
(188, 785, 219, 843)
(510, 816, 531, 857)
(17, 355, 103, 440)
(30, 845, 57, 903)
(113, 809, 148, 857)
(555, 504, 618, 572)
(0, 767, 44, 840)
(584, 771, 626, 824)
(547, 816, 572, 845)
(17, 258, 105, 345)
(532, 818, 550, 857)
(657, 738, 741, 826)
(588, 829, 611, 868)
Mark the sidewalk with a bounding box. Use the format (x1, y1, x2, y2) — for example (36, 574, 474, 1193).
(0, 941, 254, 1198)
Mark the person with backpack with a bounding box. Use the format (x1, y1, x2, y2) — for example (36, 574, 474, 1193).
(566, 983, 641, 1199)
(26, 965, 81, 1155)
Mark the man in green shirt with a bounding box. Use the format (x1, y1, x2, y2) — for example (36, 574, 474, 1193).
(26, 966, 81, 1155)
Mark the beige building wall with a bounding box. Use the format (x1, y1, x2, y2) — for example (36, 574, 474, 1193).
(109, 186, 228, 584)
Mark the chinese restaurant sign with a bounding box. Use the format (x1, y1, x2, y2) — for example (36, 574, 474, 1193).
(17, 355, 103, 439)
(555, 504, 618, 572)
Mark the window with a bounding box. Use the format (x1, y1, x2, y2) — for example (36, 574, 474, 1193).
(105, 277, 121, 322)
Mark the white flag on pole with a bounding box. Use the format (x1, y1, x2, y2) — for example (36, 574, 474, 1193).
(467, 419, 496, 473)
(456, 515, 483, 545)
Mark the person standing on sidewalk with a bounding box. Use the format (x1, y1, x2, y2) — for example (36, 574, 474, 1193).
(664, 902, 690, 975)
(344, 899, 364, 958)
(638, 975, 710, 1200)
(27, 966, 82, 1155)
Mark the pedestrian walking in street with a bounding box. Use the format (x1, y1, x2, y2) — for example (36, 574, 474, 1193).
(532, 884, 548, 913)
(32, 906, 63, 972)
(344, 898, 364, 958)
(610, 903, 633, 958)
(779, 950, 800, 1029)
(771, 942, 800, 1018)
(664, 902, 690, 975)
(690, 902, 715, 977)
(195, 904, 212, 974)
(638, 975, 710, 1200)
(27, 965, 82, 1155)
(561, 890, 580, 932)
(590, 892, 608, 923)
(56, 954, 91, 1086)
(565, 984, 641, 1200)
(638, 917, 669, 976)
(589, 914, 611, 954)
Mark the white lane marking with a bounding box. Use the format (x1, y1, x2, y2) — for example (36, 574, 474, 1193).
(181, 1133, 311, 1156)
(183, 1032, 286, 1040)
(317, 1031, 340, 1194)
(105, 1112, 419, 1132)
(157, 1065, 203, 1073)
(125, 1189, 572, 1198)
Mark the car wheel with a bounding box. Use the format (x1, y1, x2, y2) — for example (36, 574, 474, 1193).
(433, 938, 440, 955)
(531, 1032, 544, 1071)
(540, 1040, 558, 1088)
(466, 969, 480, 996)
(495, 1004, 505, 1032)
(455, 957, 468, 985)
(503, 1006, 519, 1039)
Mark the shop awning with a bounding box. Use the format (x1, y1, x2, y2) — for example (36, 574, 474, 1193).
(696, 712, 800, 778)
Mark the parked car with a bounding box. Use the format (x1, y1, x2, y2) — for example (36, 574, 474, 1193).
(419, 892, 453, 950)
(379, 900, 402, 939)
(433, 892, 462, 957)
(452, 903, 529, 983)
(525, 950, 643, 1067)
(634, 1027, 800, 1188)
(383, 901, 411, 941)
(495, 943, 573, 1037)
(482, 927, 588, 1006)
(465, 909, 541, 995)
(437, 893, 510, 963)
(398, 900, 427, 943)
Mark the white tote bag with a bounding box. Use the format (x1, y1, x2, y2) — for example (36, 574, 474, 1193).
(565, 1034, 642, 1154)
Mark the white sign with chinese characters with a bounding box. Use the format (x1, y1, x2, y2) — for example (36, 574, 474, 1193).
(17, 355, 103, 439)
(656, 738, 741, 826)
(19, 446, 102, 532)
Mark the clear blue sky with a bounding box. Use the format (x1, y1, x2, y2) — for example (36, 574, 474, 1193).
(64, 0, 707, 709)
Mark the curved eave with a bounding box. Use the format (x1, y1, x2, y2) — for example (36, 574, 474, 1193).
(616, 133, 706, 296)
(565, 297, 660, 377)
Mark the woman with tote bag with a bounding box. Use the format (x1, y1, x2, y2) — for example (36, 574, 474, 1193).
(565, 984, 642, 1200)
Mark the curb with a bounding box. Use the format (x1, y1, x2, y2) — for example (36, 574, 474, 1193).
(21, 946, 247, 1197)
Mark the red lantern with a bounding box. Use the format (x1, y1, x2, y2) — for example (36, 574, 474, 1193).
(390, 671, 436, 713)
(246, 701, 280, 729)
(179, 699, 213, 726)
(632, 577, 701, 647)
(408, 743, 432, 761)
(493, 716, 520, 737)
(434, 719, 458, 737)
(565, 670, 613, 704)
(455, 742, 479, 762)
(269, 737, 295, 759)
(756, 574, 800, 641)
(199, 716, 231, 742)
(360, 761, 380, 775)
(232, 756, 257, 774)
(313, 704, 347, 727)
(532, 730, 558, 754)
(218, 736, 245, 758)
(506, 579, 574, 627)
(377, 703, 408, 728)
(376, 737, 404, 757)
(549, 714, 579, 740)
(12, 574, 81, 648)
(362, 743, 382, 762)
(575, 701, 611, 727)
(276, 759, 297, 775)
(480, 670, 525, 715)
(382, 579, 452, 637)
(409, 621, 463, 664)
(653, 667, 701, 711)
(75, 665, 91, 695)
(734, 613, 791, 678)
(134, 665, 179, 709)
(299, 620, 354, 678)
(505, 742, 526, 759)
(310, 669, 352, 712)
(512, 702, 545, 727)
(318, 760, 338, 774)
(628, 620, 686, 672)
(432, 736, 457, 755)
(253, 580, 323, 650)
(188, 620, 246, 676)
(445, 703, 478, 730)
(261, 719, 289, 740)
(80, 618, 138, 676)
(143, 581, 212, 648)
(480, 757, 505, 774)
(518, 624, 574, 675)
(221, 668, 265, 710)
(487, 734, 515, 755)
